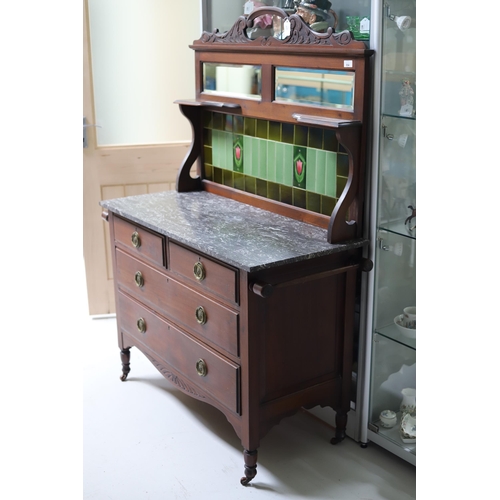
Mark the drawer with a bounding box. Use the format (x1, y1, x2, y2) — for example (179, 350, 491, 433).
(114, 216, 165, 267)
(117, 291, 240, 414)
(169, 241, 238, 305)
(115, 249, 239, 357)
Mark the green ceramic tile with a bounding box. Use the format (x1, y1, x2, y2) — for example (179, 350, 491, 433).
(269, 121, 281, 142)
(256, 178, 267, 197)
(258, 138, 267, 179)
(251, 138, 260, 177)
(336, 176, 348, 198)
(203, 145, 212, 166)
(223, 170, 234, 187)
(233, 135, 244, 172)
(234, 172, 245, 191)
(321, 196, 335, 216)
(225, 131, 234, 170)
(212, 129, 221, 167)
(234, 115, 244, 134)
(243, 136, 252, 175)
(308, 127, 323, 149)
(325, 152, 337, 198)
(280, 185, 293, 205)
(282, 122, 294, 144)
(306, 148, 317, 192)
(337, 153, 349, 177)
(293, 188, 307, 209)
(245, 176, 256, 194)
(293, 146, 307, 189)
(203, 111, 213, 129)
(213, 112, 223, 130)
(283, 144, 293, 186)
(203, 128, 212, 146)
(306, 192, 321, 213)
(256, 119, 268, 139)
(323, 128, 338, 152)
(244, 117, 256, 137)
(267, 182, 280, 201)
(275, 142, 285, 184)
(213, 167, 223, 184)
(267, 141, 276, 182)
(314, 149, 327, 195)
(204, 163, 213, 181)
(203, 111, 347, 218)
(294, 125, 308, 146)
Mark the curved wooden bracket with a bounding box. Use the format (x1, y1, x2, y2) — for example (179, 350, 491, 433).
(176, 102, 203, 192)
(327, 126, 362, 244)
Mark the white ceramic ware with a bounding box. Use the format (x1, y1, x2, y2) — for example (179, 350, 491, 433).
(400, 388, 416, 415)
(394, 314, 416, 339)
(403, 306, 416, 328)
(379, 410, 397, 428)
(400, 413, 416, 443)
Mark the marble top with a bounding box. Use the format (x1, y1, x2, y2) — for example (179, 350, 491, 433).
(100, 191, 366, 272)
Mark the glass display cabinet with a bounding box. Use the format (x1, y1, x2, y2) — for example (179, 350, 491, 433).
(361, 0, 416, 465)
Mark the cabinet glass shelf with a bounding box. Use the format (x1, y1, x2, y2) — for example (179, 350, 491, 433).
(378, 219, 416, 239)
(371, 411, 416, 455)
(375, 325, 416, 350)
(382, 112, 416, 121)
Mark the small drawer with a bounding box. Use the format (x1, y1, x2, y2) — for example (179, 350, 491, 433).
(117, 291, 240, 414)
(168, 241, 238, 305)
(114, 216, 165, 267)
(115, 249, 240, 357)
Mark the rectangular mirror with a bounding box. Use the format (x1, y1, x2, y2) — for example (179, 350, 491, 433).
(203, 63, 262, 100)
(275, 67, 355, 111)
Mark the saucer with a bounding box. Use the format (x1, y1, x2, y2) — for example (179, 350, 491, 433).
(394, 314, 416, 339)
(400, 413, 416, 443)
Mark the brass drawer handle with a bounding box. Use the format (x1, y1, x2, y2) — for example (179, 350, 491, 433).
(195, 306, 207, 325)
(136, 317, 146, 334)
(193, 261, 206, 281)
(134, 271, 144, 288)
(131, 231, 141, 248)
(196, 358, 208, 377)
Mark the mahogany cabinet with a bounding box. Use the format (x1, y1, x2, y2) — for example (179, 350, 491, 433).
(101, 7, 373, 485)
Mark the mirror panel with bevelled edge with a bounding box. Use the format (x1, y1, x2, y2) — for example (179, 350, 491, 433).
(275, 67, 355, 111)
(203, 63, 262, 100)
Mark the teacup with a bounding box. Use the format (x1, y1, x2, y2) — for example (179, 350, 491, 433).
(403, 306, 416, 329)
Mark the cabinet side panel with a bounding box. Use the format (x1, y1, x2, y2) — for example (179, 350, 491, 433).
(260, 272, 345, 403)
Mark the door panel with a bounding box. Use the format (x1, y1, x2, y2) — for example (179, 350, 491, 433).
(83, 0, 201, 314)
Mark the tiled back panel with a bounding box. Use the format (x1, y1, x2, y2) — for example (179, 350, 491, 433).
(202, 112, 349, 216)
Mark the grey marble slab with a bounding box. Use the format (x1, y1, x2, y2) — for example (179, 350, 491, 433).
(101, 191, 366, 272)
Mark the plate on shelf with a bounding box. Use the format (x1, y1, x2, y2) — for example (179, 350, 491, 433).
(400, 413, 416, 444)
(394, 314, 416, 339)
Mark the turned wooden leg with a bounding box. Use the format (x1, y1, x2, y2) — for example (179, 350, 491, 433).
(330, 411, 347, 445)
(240, 449, 258, 486)
(120, 348, 131, 381)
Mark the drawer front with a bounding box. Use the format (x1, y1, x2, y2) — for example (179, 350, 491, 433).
(169, 241, 238, 305)
(117, 291, 240, 414)
(115, 249, 239, 357)
(114, 216, 165, 267)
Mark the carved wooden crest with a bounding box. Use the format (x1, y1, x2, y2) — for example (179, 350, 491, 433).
(196, 7, 360, 48)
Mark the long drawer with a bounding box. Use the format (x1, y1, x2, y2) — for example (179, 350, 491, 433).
(117, 291, 240, 414)
(115, 248, 239, 357)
